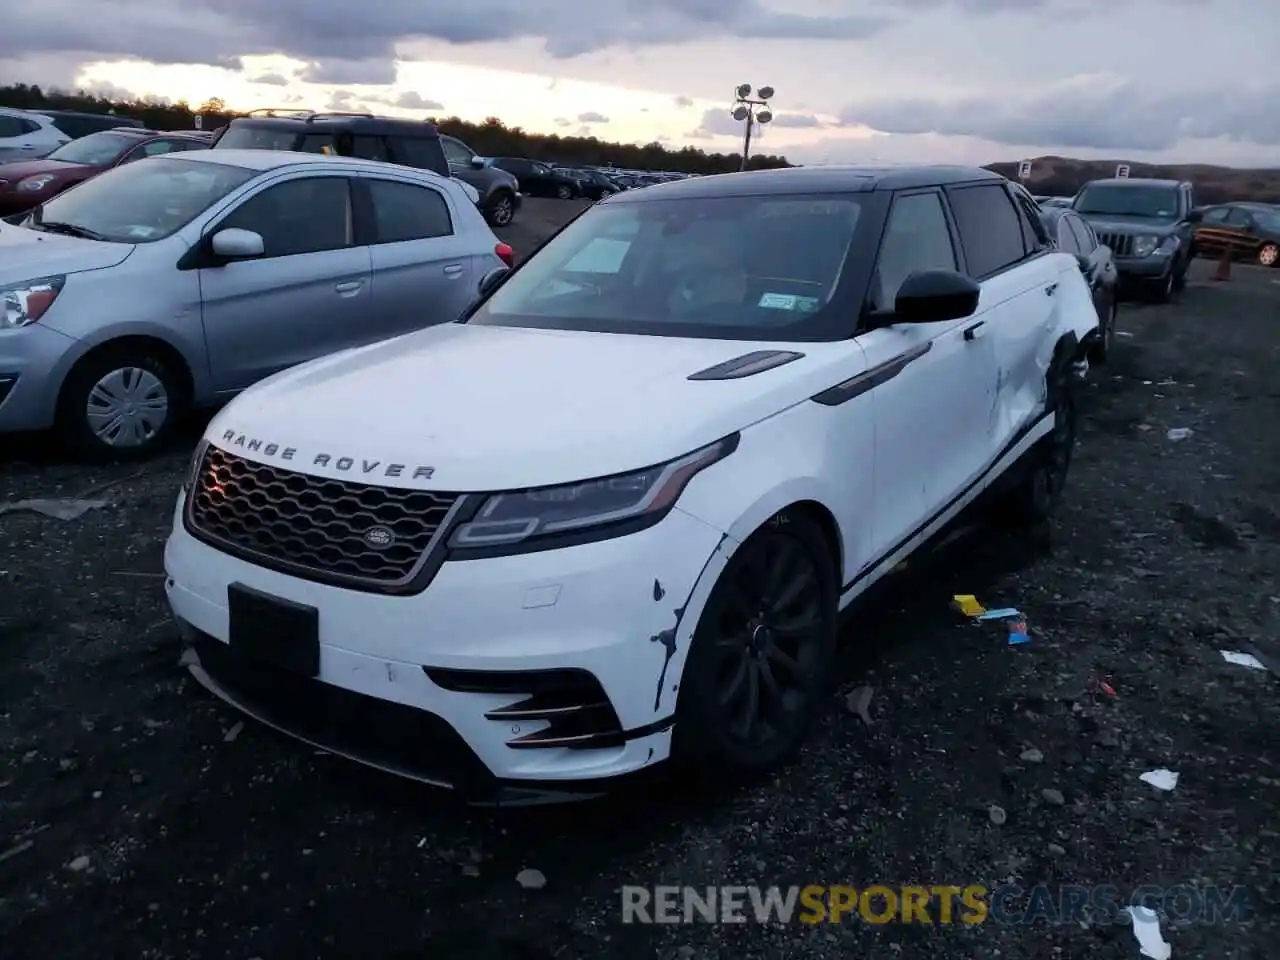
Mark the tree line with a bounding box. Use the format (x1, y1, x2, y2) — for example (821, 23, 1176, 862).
(0, 83, 793, 175)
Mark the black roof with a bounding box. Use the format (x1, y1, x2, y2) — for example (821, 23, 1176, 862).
(229, 112, 440, 137)
(1084, 177, 1185, 188)
(42, 110, 145, 127)
(607, 164, 1005, 201)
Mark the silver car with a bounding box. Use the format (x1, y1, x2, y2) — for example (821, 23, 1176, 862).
(0, 149, 510, 458)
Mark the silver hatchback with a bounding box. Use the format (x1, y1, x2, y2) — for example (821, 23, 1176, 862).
(0, 149, 510, 457)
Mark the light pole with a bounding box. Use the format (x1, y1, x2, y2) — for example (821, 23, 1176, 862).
(731, 83, 774, 172)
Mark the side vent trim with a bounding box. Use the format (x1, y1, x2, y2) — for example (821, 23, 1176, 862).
(687, 350, 805, 381)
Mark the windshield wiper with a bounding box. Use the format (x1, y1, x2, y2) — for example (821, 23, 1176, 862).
(35, 220, 108, 241)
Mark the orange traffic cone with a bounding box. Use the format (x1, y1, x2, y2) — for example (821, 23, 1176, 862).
(1212, 243, 1232, 281)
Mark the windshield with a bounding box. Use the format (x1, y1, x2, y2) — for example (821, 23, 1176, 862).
(29, 157, 256, 243)
(1075, 185, 1180, 219)
(46, 132, 137, 165)
(1251, 208, 1280, 232)
(467, 193, 866, 341)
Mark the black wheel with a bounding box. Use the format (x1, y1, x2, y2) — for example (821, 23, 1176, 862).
(1088, 297, 1116, 364)
(997, 358, 1077, 526)
(1260, 243, 1279, 268)
(1172, 257, 1187, 291)
(673, 510, 838, 779)
(555, 184, 573, 200)
(57, 348, 186, 461)
(485, 190, 515, 227)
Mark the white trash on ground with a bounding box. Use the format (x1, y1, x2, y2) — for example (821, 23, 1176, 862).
(1126, 905, 1172, 960)
(1220, 651, 1266, 671)
(0, 498, 108, 521)
(1139, 769, 1179, 792)
(1166, 428, 1193, 442)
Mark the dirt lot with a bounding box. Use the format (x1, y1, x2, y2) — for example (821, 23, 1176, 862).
(1, 228, 1277, 957)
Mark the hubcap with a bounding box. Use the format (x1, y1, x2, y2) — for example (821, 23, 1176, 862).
(85, 366, 168, 447)
(712, 535, 822, 745)
(492, 198, 513, 225)
(1261, 245, 1278, 267)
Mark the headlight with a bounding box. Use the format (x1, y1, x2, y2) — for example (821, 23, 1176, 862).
(448, 435, 739, 553)
(1131, 235, 1159, 257)
(1, 276, 64, 329)
(17, 175, 56, 192)
(181, 440, 208, 493)
(1156, 235, 1180, 253)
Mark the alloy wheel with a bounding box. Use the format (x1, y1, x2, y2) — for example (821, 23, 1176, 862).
(85, 366, 169, 448)
(711, 533, 825, 747)
(1260, 244, 1278, 267)
(490, 195, 514, 226)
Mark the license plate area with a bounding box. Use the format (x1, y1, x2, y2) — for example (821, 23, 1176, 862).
(227, 583, 319, 677)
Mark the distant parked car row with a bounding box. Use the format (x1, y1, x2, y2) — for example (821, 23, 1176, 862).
(0, 106, 149, 163)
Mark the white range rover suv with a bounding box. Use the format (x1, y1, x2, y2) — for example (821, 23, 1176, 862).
(164, 166, 1100, 804)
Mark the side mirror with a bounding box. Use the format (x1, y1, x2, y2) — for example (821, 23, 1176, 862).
(470, 157, 486, 169)
(210, 227, 265, 260)
(1184, 209, 1203, 224)
(893, 270, 980, 324)
(478, 266, 509, 298)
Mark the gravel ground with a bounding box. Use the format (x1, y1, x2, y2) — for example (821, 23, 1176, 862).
(1, 255, 1277, 959)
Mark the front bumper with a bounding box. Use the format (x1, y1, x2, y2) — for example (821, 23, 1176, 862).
(1114, 252, 1176, 280)
(164, 492, 732, 803)
(0, 323, 81, 433)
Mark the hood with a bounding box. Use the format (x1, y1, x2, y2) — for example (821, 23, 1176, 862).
(0, 222, 134, 284)
(208, 323, 862, 491)
(1074, 212, 1180, 234)
(0, 159, 95, 191)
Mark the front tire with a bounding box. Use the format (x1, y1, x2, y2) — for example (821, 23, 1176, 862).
(1088, 297, 1117, 364)
(673, 510, 838, 780)
(555, 184, 573, 200)
(1147, 269, 1175, 303)
(57, 348, 184, 461)
(1260, 243, 1279, 268)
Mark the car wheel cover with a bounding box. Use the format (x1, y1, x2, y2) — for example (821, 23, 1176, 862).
(85, 366, 168, 447)
(491, 196, 513, 225)
(557, 186, 571, 199)
(1261, 244, 1278, 266)
(710, 532, 823, 747)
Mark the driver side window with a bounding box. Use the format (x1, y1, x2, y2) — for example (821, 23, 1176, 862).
(441, 138, 472, 166)
(870, 191, 958, 312)
(216, 177, 353, 259)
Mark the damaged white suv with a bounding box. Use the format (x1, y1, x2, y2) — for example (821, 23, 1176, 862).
(164, 166, 1099, 804)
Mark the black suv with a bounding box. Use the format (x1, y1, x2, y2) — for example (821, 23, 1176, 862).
(211, 110, 521, 227)
(1071, 177, 1202, 302)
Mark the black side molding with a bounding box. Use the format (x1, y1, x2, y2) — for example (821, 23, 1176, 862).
(810, 341, 932, 406)
(688, 350, 805, 381)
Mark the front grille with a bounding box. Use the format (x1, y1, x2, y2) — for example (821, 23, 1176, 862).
(187, 445, 460, 591)
(1097, 232, 1133, 257)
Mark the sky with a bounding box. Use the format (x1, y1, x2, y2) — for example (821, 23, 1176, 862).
(3, 0, 1279, 168)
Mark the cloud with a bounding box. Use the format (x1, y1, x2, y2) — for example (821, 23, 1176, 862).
(838, 75, 1280, 151)
(299, 58, 397, 85)
(250, 72, 290, 85)
(578, 110, 608, 123)
(393, 91, 443, 109)
(325, 89, 360, 110)
(687, 107, 748, 138)
(0, 0, 895, 72)
(768, 112, 822, 128)
(673, 95, 694, 108)
(80, 79, 143, 102)
(554, 117, 572, 127)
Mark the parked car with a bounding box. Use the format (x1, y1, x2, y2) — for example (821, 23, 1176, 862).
(162, 165, 1099, 804)
(0, 107, 70, 163)
(552, 166, 619, 201)
(437, 134, 522, 228)
(487, 157, 581, 199)
(1193, 202, 1280, 267)
(0, 150, 511, 458)
(1034, 196, 1071, 209)
(211, 110, 520, 229)
(39, 110, 146, 139)
(1071, 178, 1201, 302)
(0, 128, 209, 215)
(1041, 206, 1118, 362)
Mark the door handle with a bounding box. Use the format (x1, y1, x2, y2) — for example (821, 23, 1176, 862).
(963, 321, 985, 341)
(1045, 282, 1058, 296)
(443, 264, 464, 278)
(334, 280, 364, 295)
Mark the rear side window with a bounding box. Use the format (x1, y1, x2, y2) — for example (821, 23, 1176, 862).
(387, 136, 448, 176)
(352, 135, 387, 161)
(0, 115, 34, 137)
(947, 184, 1029, 278)
(367, 179, 453, 242)
(218, 177, 353, 258)
(215, 125, 299, 151)
(299, 133, 336, 154)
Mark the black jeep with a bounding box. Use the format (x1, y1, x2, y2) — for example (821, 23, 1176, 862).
(211, 110, 521, 228)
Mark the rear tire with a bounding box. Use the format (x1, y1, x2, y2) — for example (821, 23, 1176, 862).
(995, 356, 1077, 527)
(57, 347, 186, 461)
(672, 510, 838, 781)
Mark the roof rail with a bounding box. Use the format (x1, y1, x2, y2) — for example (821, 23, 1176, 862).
(305, 111, 376, 122)
(244, 107, 312, 118)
